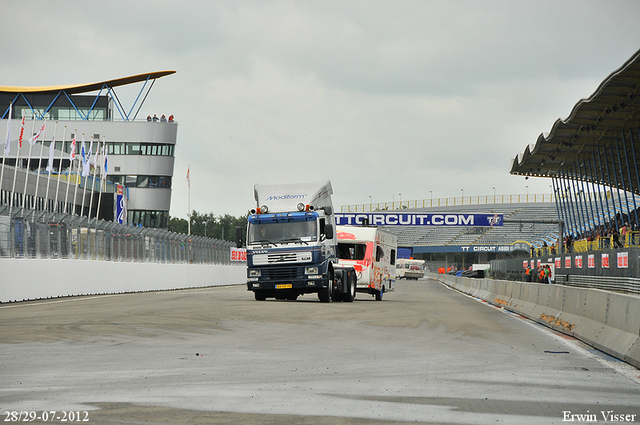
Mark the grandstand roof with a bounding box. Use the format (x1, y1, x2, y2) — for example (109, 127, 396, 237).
(510, 49, 640, 192)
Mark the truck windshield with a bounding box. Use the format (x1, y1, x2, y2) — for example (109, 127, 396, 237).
(248, 220, 318, 245)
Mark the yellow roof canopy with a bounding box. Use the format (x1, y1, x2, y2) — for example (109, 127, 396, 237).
(0, 71, 176, 94)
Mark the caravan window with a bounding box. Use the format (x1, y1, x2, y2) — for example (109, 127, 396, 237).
(337, 242, 367, 260)
(375, 245, 384, 262)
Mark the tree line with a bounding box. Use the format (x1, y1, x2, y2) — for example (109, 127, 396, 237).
(168, 210, 248, 242)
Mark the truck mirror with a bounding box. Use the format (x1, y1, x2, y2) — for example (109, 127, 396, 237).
(325, 223, 334, 239)
(235, 226, 244, 248)
(323, 206, 333, 215)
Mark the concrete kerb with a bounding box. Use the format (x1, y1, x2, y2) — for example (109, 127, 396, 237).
(433, 274, 640, 369)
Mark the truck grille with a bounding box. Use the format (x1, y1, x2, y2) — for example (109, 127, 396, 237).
(268, 252, 298, 263)
(262, 266, 304, 280)
(253, 251, 312, 266)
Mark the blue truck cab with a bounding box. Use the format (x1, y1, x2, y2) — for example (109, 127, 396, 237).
(238, 180, 356, 302)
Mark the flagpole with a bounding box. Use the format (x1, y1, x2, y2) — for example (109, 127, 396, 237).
(44, 121, 57, 213)
(54, 125, 67, 214)
(1, 104, 11, 207)
(66, 130, 77, 214)
(34, 120, 49, 213)
(96, 137, 106, 221)
(188, 166, 191, 235)
(88, 138, 99, 219)
(80, 135, 92, 217)
(11, 114, 28, 211)
(21, 117, 39, 209)
(71, 132, 82, 215)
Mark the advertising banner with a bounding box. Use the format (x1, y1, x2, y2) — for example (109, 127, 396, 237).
(116, 184, 127, 225)
(231, 247, 247, 262)
(413, 242, 527, 254)
(335, 212, 503, 227)
(617, 252, 628, 268)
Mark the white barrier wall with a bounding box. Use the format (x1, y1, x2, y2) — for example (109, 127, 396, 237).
(0, 259, 246, 303)
(432, 273, 640, 369)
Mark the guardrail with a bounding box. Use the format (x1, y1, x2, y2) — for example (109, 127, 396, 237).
(0, 206, 237, 265)
(341, 193, 554, 212)
(532, 232, 640, 257)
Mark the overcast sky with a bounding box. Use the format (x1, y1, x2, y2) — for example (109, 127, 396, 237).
(2, 1, 639, 218)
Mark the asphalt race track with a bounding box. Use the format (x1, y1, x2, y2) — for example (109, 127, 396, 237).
(1, 279, 639, 424)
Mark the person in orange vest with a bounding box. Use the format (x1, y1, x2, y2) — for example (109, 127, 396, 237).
(538, 266, 545, 283)
(525, 266, 532, 282)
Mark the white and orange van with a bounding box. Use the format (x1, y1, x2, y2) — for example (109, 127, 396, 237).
(336, 225, 397, 300)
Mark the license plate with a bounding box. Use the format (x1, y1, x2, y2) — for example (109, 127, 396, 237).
(276, 284, 292, 289)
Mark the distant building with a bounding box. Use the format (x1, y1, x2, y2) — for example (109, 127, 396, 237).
(0, 71, 177, 228)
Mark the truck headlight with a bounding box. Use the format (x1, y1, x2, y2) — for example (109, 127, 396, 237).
(305, 267, 318, 275)
(249, 269, 261, 277)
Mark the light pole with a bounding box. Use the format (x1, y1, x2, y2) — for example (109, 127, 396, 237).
(368, 195, 372, 212)
(430, 190, 433, 207)
(493, 186, 496, 203)
(399, 193, 402, 208)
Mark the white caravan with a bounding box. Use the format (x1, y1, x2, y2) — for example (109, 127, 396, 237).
(336, 225, 397, 300)
(396, 258, 425, 280)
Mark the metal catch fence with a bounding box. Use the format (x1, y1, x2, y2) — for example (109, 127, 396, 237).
(0, 206, 237, 265)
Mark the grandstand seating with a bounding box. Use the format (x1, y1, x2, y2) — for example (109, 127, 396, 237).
(380, 195, 640, 251)
(383, 203, 560, 249)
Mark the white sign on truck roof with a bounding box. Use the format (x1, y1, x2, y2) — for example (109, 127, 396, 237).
(254, 180, 333, 213)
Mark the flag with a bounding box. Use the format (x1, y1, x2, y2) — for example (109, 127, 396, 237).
(18, 116, 25, 148)
(28, 122, 45, 146)
(69, 134, 76, 160)
(46, 140, 54, 172)
(80, 136, 86, 162)
(82, 140, 93, 178)
(3, 104, 11, 156)
(91, 143, 98, 166)
(186, 166, 190, 188)
(101, 144, 108, 178)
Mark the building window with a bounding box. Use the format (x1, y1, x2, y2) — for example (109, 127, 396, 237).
(109, 175, 171, 189)
(126, 143, 141, 155)
(127, 210, 169, 228)
(106, 142, 174, 156)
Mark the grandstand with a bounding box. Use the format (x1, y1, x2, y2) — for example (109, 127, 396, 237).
(378, 201, 560, 253)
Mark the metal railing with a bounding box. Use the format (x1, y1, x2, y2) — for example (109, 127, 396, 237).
(532, 232, 640, 257)
(0, 206, 238, 265)
(341, 193, 555, 212)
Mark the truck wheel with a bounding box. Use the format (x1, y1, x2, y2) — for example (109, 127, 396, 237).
(319, 282, 332, 302)
(375, 286, 384, 301)
(254, 291, 267, 301)
(343, 271, 356, 302)
(318, 270, 333, 303)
